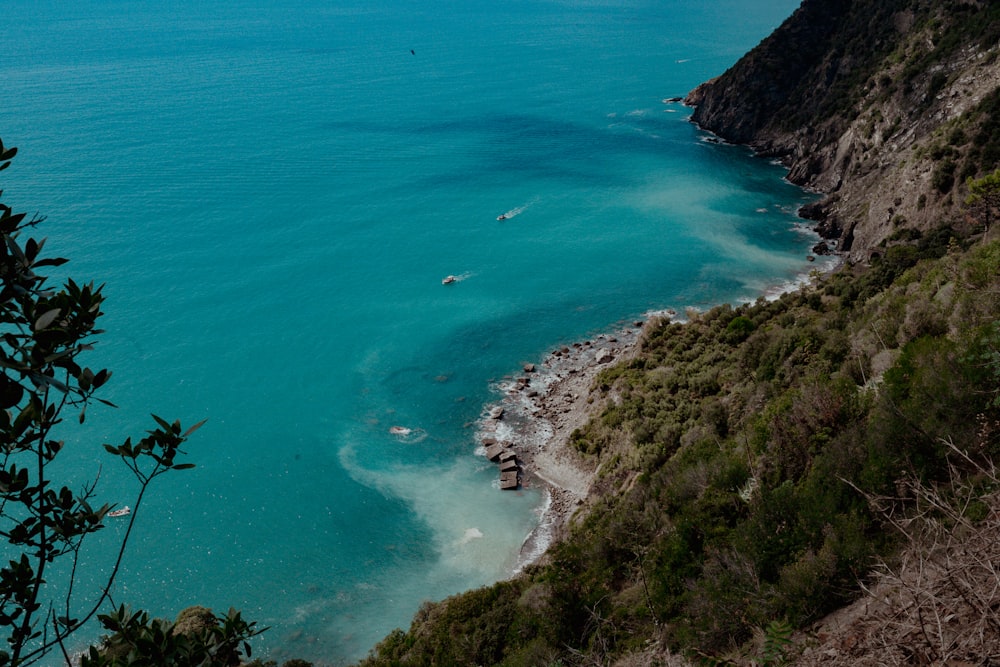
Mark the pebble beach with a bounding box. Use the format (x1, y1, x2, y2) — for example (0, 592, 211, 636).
(476, 318, 655, 569)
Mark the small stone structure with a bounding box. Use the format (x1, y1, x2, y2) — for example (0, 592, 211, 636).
(482, 402, 522, 489)
(481, 435, 522, 489)
(499, 469, 519, 490)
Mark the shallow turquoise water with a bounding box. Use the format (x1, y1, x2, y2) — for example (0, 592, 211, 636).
(1, 1, 822, 663)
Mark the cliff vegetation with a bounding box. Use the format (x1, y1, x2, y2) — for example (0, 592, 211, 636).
(356, 228, 999, 666)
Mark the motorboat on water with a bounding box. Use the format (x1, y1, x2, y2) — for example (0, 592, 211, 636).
(108, 506, 131, 518)
(442, 275, 457, 285)
(496, 214, 506, 221)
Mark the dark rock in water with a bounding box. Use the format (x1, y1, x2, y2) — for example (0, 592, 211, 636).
(815, 214, 844, 242)
(798, 200, 828, 222)
(807, 255, 815, 262)
(523, 363, 536, 373)
(812, 241, 831, 255)
(664, 96, 683, 103)
(800, 199, 848, 246)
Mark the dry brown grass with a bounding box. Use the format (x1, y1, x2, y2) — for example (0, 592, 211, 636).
(796, 438, 1000, 666)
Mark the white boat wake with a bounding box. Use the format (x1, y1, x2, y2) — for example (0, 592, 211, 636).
(496, 200, 535, 221)
(441, 271, 474, 285)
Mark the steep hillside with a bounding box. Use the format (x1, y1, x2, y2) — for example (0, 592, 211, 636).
(350, 2, 1000, 665)
(354, 235, 1000, 667)
(687, 0, 1000, 263)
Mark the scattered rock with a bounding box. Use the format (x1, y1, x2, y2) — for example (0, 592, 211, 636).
(595, 349, 615, 364)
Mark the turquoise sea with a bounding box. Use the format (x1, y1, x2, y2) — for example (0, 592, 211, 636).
(1, 1, 826, 663)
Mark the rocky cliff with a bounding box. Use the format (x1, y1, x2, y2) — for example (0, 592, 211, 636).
(686, 0, 1000, 262)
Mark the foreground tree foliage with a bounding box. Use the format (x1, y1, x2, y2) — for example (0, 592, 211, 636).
(80, 606, 262, 667)
(0, 139, 263, 665)
(357, 219, 1000, 664)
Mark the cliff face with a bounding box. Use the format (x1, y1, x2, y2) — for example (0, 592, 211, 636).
(686, 0, 1000, 262)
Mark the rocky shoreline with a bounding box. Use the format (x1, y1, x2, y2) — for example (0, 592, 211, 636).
(475, 318, 651, 570)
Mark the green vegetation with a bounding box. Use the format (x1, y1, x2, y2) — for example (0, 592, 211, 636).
(926, 91, 1000, 196)
(966, 169, 1000, 232)
(81, 606, 263, 667)
(0, 139, 263, 666)
(737, 0, 977, 134)
(357, 221, 1000, 664)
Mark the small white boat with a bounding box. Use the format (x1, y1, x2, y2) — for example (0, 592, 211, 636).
(442, 275, 457, 285)
(497, 214, 506, 221)
(108, 506, 131, 518)
(389, 425, 412, 436)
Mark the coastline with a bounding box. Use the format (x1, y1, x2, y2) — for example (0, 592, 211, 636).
(475, 251, 843, 575)
(474, 318, 652, 571)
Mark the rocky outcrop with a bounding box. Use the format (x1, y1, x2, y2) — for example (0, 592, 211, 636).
(686, 0, 1000, 263)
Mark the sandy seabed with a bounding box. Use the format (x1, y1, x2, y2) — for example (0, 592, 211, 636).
(475, 319, 649, 572)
